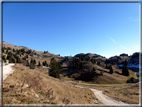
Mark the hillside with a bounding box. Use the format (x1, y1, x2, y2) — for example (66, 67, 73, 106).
(2, 42, 140, 84)
(2, 42, 140, 104)
(3, 64, 96, 104)
(2, 42, 62, 66)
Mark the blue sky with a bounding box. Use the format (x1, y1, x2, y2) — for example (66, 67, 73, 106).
(3, 3, 140, 58)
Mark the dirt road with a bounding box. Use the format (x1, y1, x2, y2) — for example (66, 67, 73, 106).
(73, 84, 129, 105)
(90, 88, 129, 105)
(3, 63, 15, 81)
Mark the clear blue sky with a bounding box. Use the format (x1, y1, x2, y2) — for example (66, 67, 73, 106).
(3, 3, 140, 58)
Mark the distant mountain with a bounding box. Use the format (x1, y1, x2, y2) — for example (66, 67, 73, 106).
(118, 52, 141, 72)
(74, 52, 141, 72)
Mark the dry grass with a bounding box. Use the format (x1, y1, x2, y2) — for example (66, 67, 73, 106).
(3, 64, 97, 104)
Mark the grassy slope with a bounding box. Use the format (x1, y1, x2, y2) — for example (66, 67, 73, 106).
(3, 64, 97, 104)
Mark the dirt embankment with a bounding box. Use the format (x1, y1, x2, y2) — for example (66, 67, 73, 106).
(3, 64, 97, 104)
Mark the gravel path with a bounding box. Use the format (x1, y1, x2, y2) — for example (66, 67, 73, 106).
(3, 63, 15, 81)
(90, 88, 129, 105)
(73, 84, 129, 105)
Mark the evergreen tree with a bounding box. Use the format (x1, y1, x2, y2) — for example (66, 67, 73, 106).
(2, 55, 6, 62)
(122, 65, 129, 76)
(109, 65, 113, 74)
(97, 61, 100, 66)
(125, 65, 129, 76)
(91, 58, 95, 64)
(26, 60, 29, 66)
(6, 50, 8, 54)
(30, 58, 34, 64)
(106, 59, 108, 69)
(93, 67, 96, 71)
(11, 58, 15, 63)
(16, 56, 21, 63)
(49, 58, 60, 79)
(2, 47, 4, 53)
(30, 63, 35, 69)
(45, 61, 48, 67)
(38, 61, 41, 66)
(13, 49, 15, 52)
(42, 61, 45, 66)
(79, 62, 84, 69)
(106, 63, 108, 69)
(100, 71, 103, 76)
(33, 59, 36, 64)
